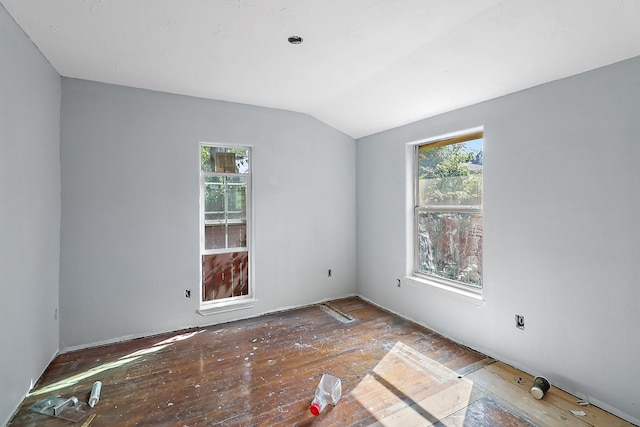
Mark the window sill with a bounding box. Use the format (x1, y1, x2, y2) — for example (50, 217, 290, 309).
(403, 275, 484, 306)
(197, 298, 258, 316)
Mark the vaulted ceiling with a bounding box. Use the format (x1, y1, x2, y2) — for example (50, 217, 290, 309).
(3, 0, 640, 138)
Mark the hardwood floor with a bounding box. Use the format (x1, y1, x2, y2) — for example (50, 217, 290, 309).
(8, 297, 634, 426)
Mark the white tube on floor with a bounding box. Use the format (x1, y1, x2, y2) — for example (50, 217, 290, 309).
(88, 381, 102, 407)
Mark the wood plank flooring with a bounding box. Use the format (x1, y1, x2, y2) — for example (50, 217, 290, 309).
(8, 297, 634, 426)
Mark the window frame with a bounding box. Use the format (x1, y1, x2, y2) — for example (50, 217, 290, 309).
(409, 128, 484, 299)
(198, 143, 256, 315)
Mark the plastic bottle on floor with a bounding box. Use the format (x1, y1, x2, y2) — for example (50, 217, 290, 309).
(310, 374, 342, 416)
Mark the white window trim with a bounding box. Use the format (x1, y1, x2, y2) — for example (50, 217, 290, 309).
(198, 142, 256, 315)
(197, 296, 258, 315)
(406, 126, 485, 301)
(402, 275, 484, 306)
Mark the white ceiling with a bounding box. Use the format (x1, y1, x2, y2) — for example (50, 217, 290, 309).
(3, 0, 640, 138)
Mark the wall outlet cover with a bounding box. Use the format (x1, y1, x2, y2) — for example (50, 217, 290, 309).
(515, 314, 525, 329)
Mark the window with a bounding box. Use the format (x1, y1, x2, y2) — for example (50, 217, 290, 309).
(200, 145, 253, 309)
(414, 131, 483, 291)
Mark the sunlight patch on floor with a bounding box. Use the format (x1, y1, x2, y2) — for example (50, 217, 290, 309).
(153, 330, 203, 347)
(352, 341, 478, 426)
(30, 330, 203, 397)
(29, 355, 145, 397)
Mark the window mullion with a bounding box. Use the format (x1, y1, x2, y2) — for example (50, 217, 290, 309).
(223, 176, 229, 249)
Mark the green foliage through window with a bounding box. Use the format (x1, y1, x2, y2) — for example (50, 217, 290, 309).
(416, 134, 483, 288)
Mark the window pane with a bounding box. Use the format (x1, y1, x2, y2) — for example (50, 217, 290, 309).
(418, 139, 483, 206)
(417, 209, 483, 287)
(203, 176, 248, 250)
(201, 146, 249, 174)
(204, 176, 225, 221)
(204, 176, 226, 249)
(226, 177, 247, 249)
(202, 252, 249, 301)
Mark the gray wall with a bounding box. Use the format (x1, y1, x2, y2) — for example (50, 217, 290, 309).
(4, 0, 639, 422)
(59, 79, 357, 350)
(0, 5, 61, 425)
(356, 56, 640, 424)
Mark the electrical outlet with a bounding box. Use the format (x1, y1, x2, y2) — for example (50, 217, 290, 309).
(515, 314, 525, 330)
(328, 269, 332, 277)
(396, 278, 401, 287)
(54, 308, 58, 320)
(185, 289, 191, 299)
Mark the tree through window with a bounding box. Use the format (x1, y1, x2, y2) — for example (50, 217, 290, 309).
(415, 131, 483, 289)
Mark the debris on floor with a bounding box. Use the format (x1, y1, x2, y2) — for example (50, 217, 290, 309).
(29, 396, 90, 423)
(89, 381, 102, 407)
(80, 413, 96, 427)
(530, 376, 550, 399)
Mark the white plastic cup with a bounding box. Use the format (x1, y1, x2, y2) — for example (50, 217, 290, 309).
(531, 376, 550, 399)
